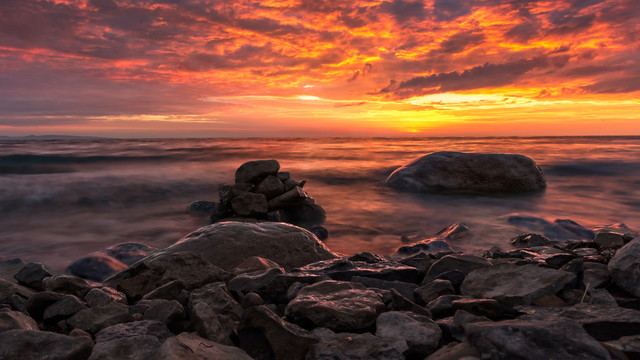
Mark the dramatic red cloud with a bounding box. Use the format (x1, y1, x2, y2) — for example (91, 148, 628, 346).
(0, 0, 638, 136)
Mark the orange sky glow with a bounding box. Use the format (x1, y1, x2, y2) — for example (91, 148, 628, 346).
(1, 0, 639, 137)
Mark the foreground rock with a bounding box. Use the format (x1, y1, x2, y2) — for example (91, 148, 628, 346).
(387, 151, 546, 193)
(156, 332, 254, 359)
(0, 329, 93, 360)
(608, 238, 640, 297)
(156, 221, 337, 271)
(375, 311, 442, 358)
(306, 331, 407, 360)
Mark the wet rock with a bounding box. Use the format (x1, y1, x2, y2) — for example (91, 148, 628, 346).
(141, 279, 188, 303)
(465, 319, 611, 360)
(308, 225, 329, 241)
(67, 302, 133, 334)
(233, 256, 283, 275)
(84, 287, 127, 307)
(0, 329, 93, 360)
(104, 251, 227, 302)
(88, 335, 161, 360)
(238, 305, 316, 360)
(254, 175, 285, 199)
(584, 262, 612, 288)
(351, 276, 418, 301)
(95, 320, 172, 343)
(348, 252, 386, 263)
(66, 254, 128, 282)
(387, 151, 546, 193)
(191, 302, 236, 345)
(436, 222, 471, 240)
(460, 264, 577, 306)
(189, 282, 242, 320)
(235, 159, 280, 184)
(306, 332, 407, 360)
(292, 258, 419, 282)
(43, 294, 88, 324)
(232, 192, 268, 216)
(375, 311, 442, 358)
(427, 295, 464, 319)
(506, 215, 595, 241)
(425, 341, 481, 360)
(511, 233, 550, 248)
(14, 262, 52, 290)
(143, 299, 185, 333)
(43, 274, 95, 298)
(415, 279, 456, 305)
(156, 332, 253, 360)
(608, 238, 640, 297)
(156, 221, 336, 271)
(554, 219, 596, 240)
(285, 280, 385, 332)
(393, 238, 454, 259)
(0, 309, 38, 333)
(267, 186, 310, 210)
(425, 254, 492, 282)
(103, 242, 156, 266)
(228, 267, 285, 297)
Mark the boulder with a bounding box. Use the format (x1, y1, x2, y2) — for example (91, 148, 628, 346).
(42, 294, 88, 324)
(583, 262, 611, 288)
(156, 332, 253, 360)
(387, 151, 546, 193)
(283, 204, 327, 228)
(141, 279, 188, 303)
(89, 335, 161, 360)
(219, 183, 253, 206)
(306, 332, 407, 360)
(460, 264, 576, 306)
(595, 231, 626, 249)
(511, 233, 550, 248)
(156, 221, 337, 271)
(143, 300, 185, 334)
(0, 309, 38, 333)
(285, 280, 385, 332)
(67, 302, 133, 334)
(415, 279, 456, 305)
(103, 242, 157, 266)
(393, 238, 454, 259)
(351, 276, 418, 301)
(425, 341, 481, 360)
(0, 278, 33, 308)
(25, 291, 65, 321)
(235, 159, 280, 184)
(14, 262, 52, 290)
(189, 282, 242, 320)
(465, 319, 611, 360)
(228, 268, 285, 297)
(254, 175, 285, 199)
(375, 311, 442, 358)
(191, 302, 236, 345)
(436, 222, 471, 240)
(0, 329, 93, 360)
(238, 305, 317, 360)
(66, 254, 128, 282)
(233, 256, 283, 275)
(231, 192, 268, 216)
(42, 274, 95, 298)
(84, 287, 127, 307)
(427, 295, 464, 319)
(292, 258, 419, 282)
(425, 254, 493, 282)
(95, 320, 172, 343)
(608, 238, 640, 297)
(267, 186, 310, 210)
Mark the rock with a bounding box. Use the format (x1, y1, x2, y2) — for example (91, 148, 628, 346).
(427, 295, 464, 319)
(393, 238, 454, 259)
(0, 258, 26, 284)
(267, 186, 310, 210)
(0, 309, 38, 333)
(584, 262, 611, 288)
(387, 151, 546, 193)
(95, 320, 172, 343)
(608, 238, 640, 298)
(189, 282, 242, 320)
(465, 319, 611, 360)
(235, 159, 280, 184)
(262, 273, 326, 304)
(425, 254, 492, 282)
(157, 332, 253, 360)
(231, 192, 268, 216)
(228, 267, 285, 297)
(84, 287, 127, 307)
(14, 262, 52, 290)
(351, 276, 418, 301)
(191, 302, 236, 344)
(88, 335, 161, 360)
(588, 288, 618, 306)
(156, 221, 337, 271)
(415, 279, 456, 305)
(104, 251, 227, 302)
(0, 278, 33, 308)
(0, 329, 93, 359)
(532, 295, 566, 307)
(605, 335, 640, 360)
(308, 225, 329, 241)
(283, 204, 327, 228)
(143, 300, 185, 333)
(242, 292, 264, 308)
(375, 311, 442, 358)
(276, 172, 290, 181)
(436, 223, 471, 240)
(254, 175, 285, 199)
(554, 219, 596, 240)
(306, 332, 407, 360)
(285, 280, 385, 332)
(238, 305, 316, 360)
(66, 254, 128, 282)
(460, 264, 577, 306)
(349, 252, 387, 263)
(595, 231, 627, 249)
(25, 291, 65, 321)
(292, 258, 419, 282)
(387, 288, 432, 317)
(233, 256, 283, 275)
(43, 294, 88, 323)
(188, 200, 216, 214)
(141, 279, 188, 302)
(511, 233, 550, 248)
(42, 274, 95, 298)
(219, 183, 253, 205)
(425, 341, 481, 360)
(451, 298, 515, 320)
(103, 242, 157, 266)
(67, 302, 133, 334)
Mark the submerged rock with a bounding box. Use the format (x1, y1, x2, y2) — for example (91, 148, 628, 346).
(387, 151, 546, 193)
(66, 254, 128, 282)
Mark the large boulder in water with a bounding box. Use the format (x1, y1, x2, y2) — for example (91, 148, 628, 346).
(386, 152, 546, 193)
(156, 221, 337, 271)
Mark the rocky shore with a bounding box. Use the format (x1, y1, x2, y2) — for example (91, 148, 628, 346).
(1, 157, 639, 359)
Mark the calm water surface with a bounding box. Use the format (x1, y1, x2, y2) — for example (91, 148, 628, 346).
(1, 137, 639, 270)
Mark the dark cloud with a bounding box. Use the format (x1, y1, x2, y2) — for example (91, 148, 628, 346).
(380, 0, 427, 23)
(432, 0, 474, 21)
(439, 31, 485, 53)
(505, 22, 539, 43)
(547, 13, 595, 35)
(583, 76, 640, 93)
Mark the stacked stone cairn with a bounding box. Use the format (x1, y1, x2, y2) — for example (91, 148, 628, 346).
(209, 159, 327, 236)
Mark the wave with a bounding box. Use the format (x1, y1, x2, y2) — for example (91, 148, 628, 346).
(543, 160, 640, 177)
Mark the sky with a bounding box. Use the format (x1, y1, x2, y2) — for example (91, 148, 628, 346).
(0, 0, 639, 137)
